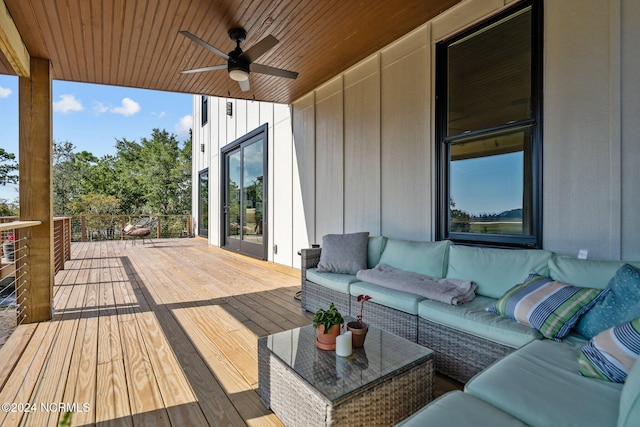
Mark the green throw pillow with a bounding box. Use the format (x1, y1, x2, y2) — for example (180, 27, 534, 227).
(488, 273, 609, 341)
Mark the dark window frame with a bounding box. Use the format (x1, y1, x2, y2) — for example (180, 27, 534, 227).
(201, 95, 208, 126)
(436, 0, 543, 248)
(198, 168, 209, 237)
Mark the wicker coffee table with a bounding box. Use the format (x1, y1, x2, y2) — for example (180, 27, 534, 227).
(258, 324, 434, 426)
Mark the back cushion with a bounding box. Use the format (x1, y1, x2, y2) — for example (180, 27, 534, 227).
(446, 245, 552, 299)
(549, 256, 640, 289)
(378, 239, 450, 278)
(367, 236, 387, 268)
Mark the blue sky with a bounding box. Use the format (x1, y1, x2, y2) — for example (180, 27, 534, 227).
(450, 152, 523, 215)
(0, 75, 193, 201)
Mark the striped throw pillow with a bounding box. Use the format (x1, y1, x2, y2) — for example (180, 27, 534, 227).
(488, 273, 609, 341)
(579, 318, 640, 383)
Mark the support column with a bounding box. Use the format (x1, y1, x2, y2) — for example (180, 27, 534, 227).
(19, 57, 53, 323)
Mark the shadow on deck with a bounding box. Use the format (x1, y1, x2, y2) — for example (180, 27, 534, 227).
(0, 238, 311, 426)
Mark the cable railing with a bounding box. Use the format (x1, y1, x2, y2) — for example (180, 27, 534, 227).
(69, 214, 193, 242)
(1, 220, 43, 326)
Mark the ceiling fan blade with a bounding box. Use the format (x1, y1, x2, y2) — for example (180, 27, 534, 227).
(181, 64, 228, 74)
(241, 35, 279, 63)
(179, 31, 230, 61)
(238, 79, 251, 92)
(250, 63, 299, 80)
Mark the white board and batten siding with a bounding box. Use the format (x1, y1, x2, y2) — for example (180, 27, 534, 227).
(193, 0, 640, 268)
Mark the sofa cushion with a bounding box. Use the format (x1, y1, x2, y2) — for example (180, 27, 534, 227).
(618, 358, 640, 427)
(378, 238, 450, 278)
(488, 273, 609, 341)
(418, 296, 541, 348)
(316, 232, 369, 274)
(305, 268, 360, 294)
(549, 256, 640, 289)
(577, 263, 640, 339)
(397, 391, 528, 427)
(446, 245, 552, 299)
(350, 281, 425, 315)
(367, 236, 387, 268)
(465, 339, 623, 427)
(579, 317, 640, 383)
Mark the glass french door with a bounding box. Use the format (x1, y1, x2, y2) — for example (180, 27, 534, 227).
(222, 126, 267, 259)
(198, 169, 208, 237)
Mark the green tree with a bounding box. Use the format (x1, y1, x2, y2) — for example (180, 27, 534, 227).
(138, 129, 191, 215)
(0, 148, 18, 185)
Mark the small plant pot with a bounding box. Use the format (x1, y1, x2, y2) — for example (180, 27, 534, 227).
(2, 243, 14, 262)
(347, 321, 368, 348)
(316, 324, 341, 350)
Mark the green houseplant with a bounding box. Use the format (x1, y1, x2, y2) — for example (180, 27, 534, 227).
(313, 303, 344, 350)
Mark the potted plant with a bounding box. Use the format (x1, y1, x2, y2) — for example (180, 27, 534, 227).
(313, 303, 344, 350)
(2, 233, 15, 262)
(347, 295, 371, 347)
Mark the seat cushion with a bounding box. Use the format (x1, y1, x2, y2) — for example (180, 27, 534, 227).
(446, 245, 552, 299)
(378, 238, 450, 278)
(465, 339, 623, 427)
(306, 268, 360, 294)
(397, 391, 528, 427)
(419, 296, 541, 348)
(350, 281, 425, 315)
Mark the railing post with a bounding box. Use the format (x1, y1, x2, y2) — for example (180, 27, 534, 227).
(187, 214, 193, 236)
(157, 217, 162, 238)
(81, 215, 86, 242)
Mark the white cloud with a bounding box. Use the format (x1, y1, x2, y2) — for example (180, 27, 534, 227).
(110, 97, 140, 116)
(0, 86, 11, 98)
(152, 111, 167, 119)
(175, 115, 192, 140)
(53, 94, 83, 113)
(93, 101, 109, 114)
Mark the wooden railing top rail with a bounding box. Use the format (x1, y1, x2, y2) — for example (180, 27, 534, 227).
(0, 220, 42, 232)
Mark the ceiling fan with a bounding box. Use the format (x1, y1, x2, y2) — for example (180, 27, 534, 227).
(179, 28, 299, 92)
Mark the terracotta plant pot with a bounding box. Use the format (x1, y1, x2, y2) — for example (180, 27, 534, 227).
(316, 324, 341, 350)
(347, 321, 369, 348)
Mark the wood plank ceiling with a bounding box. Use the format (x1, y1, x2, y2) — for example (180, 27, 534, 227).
(1, 0, 461, 104)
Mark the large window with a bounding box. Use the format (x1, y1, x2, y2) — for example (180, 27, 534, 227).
(436, 0, 542, 248)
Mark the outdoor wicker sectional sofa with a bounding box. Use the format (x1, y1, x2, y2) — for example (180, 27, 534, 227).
(300, 234, 640, 426)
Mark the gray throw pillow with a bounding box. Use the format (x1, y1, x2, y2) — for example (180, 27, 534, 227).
(316, 232, 369, 274)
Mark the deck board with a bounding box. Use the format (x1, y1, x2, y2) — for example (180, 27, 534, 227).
(0, 238, 460, 426)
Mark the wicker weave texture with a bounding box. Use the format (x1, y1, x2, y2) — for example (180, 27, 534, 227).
(303, 280, 351, 316)
(418, 317, 515, 383)
(258, 339, 434, 426)
(350, 296, 418, 342)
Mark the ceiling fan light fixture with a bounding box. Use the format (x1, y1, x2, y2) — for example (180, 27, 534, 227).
(229, 68, 249, 81)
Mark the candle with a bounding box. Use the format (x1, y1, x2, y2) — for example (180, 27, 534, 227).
(335, 331, 352, 357)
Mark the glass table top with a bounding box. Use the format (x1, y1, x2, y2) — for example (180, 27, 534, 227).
(261, 324, 433, 402)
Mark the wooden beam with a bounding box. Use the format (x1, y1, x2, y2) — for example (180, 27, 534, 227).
(0, 0, 29, 76)
(19, 56, 53, 323)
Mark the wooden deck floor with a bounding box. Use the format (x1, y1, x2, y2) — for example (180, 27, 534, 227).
(0, 238, 460, 426)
